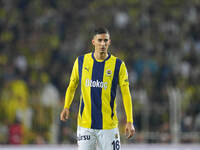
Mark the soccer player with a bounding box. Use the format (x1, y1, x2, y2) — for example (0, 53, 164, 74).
(60, 27, 135, 150)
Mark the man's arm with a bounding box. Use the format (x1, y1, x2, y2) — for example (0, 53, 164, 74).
(120, 85, 135, 139)
(119, 62, 135, 138)
(60, 58, 79, 122)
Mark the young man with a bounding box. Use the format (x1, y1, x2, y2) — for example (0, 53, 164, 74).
(60, 27, 135, 150)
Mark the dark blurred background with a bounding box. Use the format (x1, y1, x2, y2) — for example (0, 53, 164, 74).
(0, 0, 200, 145)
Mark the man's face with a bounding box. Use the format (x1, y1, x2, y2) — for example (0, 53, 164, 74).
(92, 33, 111, 54)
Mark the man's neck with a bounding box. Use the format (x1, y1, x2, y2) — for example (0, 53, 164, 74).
(94, 52, 108, 60)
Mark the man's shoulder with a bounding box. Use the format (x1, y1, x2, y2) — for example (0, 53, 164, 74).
(77, 52, 92, 59)
(110, 54, 123, 63)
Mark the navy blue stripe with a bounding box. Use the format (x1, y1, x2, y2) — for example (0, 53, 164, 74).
(78, 56, 84, 85)
(110, 59, 122, 118)
(80, 98, 84, 117)
(78, 56, 84, 116)
(91, 61, 105, 129)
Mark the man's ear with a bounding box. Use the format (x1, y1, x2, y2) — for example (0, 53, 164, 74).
(92, 39, 95, 46)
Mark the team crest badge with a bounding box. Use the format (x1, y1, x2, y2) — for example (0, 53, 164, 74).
(106, 69, 112, 76)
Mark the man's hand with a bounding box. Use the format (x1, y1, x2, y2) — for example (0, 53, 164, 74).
(125, 122, 135, 139)
(60, 108, 70, 121)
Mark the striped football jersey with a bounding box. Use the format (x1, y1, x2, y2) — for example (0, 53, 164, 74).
(64, 52, 133, 129)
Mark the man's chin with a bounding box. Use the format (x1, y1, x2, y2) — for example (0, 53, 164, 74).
(100, 51, 106, 54)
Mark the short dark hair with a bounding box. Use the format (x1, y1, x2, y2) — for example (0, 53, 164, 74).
(94, 27, 109, 35)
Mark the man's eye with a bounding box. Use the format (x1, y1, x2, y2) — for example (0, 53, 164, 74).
(104, 39, 108, 42)
(98, 39, 102, 42)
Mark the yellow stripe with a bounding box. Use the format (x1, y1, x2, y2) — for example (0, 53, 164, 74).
(78, 53, 93, 128)
(102, 56, 118, 129)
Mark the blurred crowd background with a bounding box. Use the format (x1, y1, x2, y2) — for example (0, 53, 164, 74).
(0, 0, 200, 145)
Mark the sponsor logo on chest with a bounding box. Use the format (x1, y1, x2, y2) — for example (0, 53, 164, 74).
(85, 79, 107, 89)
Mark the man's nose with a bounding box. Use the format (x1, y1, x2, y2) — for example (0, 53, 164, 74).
(100, 41, 106, 45)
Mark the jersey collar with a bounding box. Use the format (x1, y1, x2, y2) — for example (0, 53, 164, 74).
(92, 52, 111, 62)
